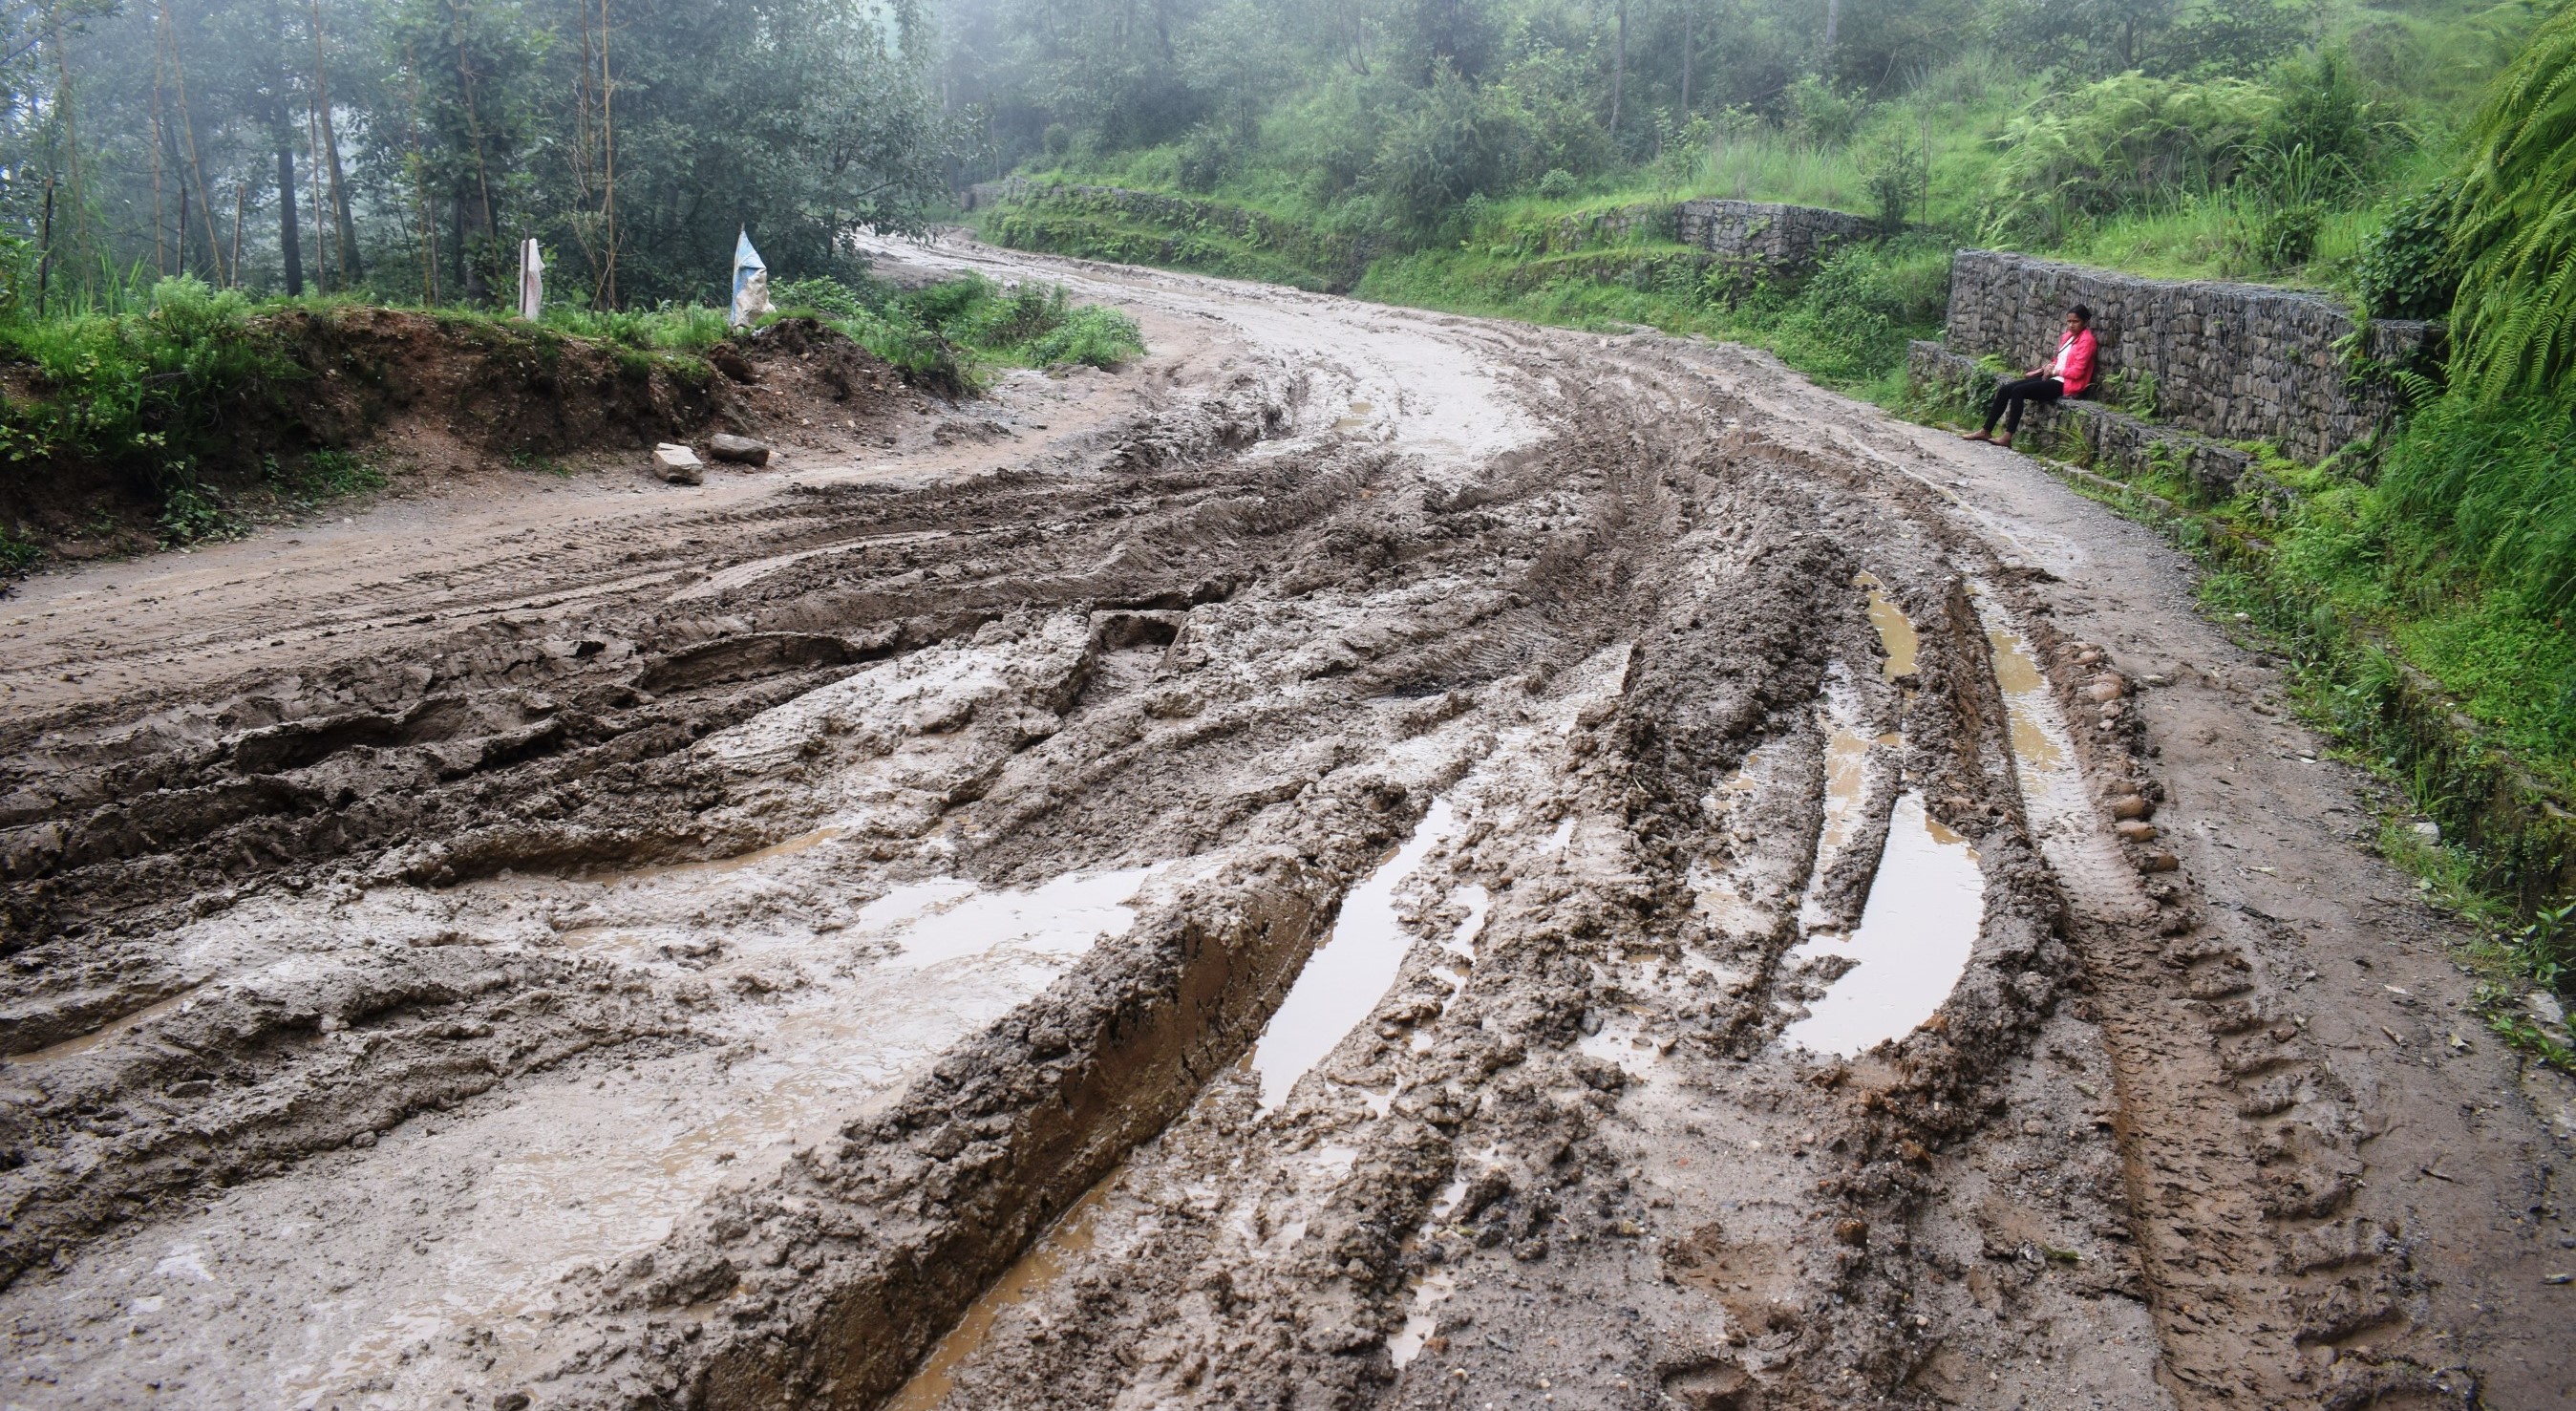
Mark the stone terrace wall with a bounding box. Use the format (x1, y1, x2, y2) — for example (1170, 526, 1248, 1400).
(1943, 250, 2439, 462)
(1677, 200, 1878, 278)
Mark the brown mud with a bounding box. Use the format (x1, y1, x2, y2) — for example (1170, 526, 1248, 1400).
(1, 234, 2568, 1411)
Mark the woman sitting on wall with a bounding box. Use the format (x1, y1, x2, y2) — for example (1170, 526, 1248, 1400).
(1965, 305, 2096, 447)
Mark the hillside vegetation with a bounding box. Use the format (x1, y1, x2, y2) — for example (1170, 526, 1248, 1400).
(946, 0, 2576, 993)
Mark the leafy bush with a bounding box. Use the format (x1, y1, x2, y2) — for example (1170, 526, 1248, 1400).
(1787, 76, 1865, 147)
(1537, 168, 1578, 200)
(1754, 244, 1951, 384)
(1859, 126, 1929, 233)
(804, 272, 1147, 390)
(2448, 0, 2576, 400)
(2251, 49, 2375, 176)
(0, 275, 293, 490)
(156, 482, 242, 545)
(1984, 73, 2275, 242)
(0, 524, 37, 573)
(275, 449, 388, 500)
(2354, 182, 2462, 320)
(2376, 396, 2576, 616)
(1025, 305, 1145, 368)
(2252, 202, 2324, 267)
(1366, 68, 1530, 236)
(773, 276, 872, 320)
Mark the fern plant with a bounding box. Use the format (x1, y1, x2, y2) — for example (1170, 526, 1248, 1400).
(2448, 0, 2576, 400)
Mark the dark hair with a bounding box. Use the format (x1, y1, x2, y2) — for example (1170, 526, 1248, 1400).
(2071, 304, 2093, 324)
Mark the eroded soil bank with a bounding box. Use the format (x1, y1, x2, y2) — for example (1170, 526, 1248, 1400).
(2, 237, 2568, 1411)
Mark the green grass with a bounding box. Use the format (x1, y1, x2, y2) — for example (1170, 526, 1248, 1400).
(774, 272, 1144, 396)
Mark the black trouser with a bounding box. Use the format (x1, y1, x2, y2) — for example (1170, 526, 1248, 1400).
(1983, 375, 2062, 433)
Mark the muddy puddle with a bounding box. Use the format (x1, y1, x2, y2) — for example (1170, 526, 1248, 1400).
(1856, 571, 1919, 681)
(1974, 587, 2143, 918)
(10, 841, 1178, 1408)
(885, 1174, 1122, 1411)
(1249, 800, 1461, 1112)
(1782, 791, 1985, 1056)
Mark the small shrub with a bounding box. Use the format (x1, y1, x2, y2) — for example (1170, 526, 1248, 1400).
(2354, 183, 2462, 320)
(157, 482, 242, 545)
(1787, 76, 1865, 148)
(774, 276, 871, 320)
(2254, 203, 2325, 268)
(0, 524, 37, 573)
(276, 448, 389, 499)
(1025, 305, 1145, 369)
(1537, 168, 1578, 200)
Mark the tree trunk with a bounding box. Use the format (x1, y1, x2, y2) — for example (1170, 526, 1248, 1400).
(150, 41, 168, 274)
(278, 145, 304, 296)
(596, 0, 617, 308)
(162, 0, 224, 284)
(451, 192, 470, 303)
(1681, 5, 1692, 113)
(459, 185, 490, 303)
(1823, 0, 1840, 61)
(36, 177, 53, 314)
(307, 0, 360, 282)
(1609, 0, 1627, 134)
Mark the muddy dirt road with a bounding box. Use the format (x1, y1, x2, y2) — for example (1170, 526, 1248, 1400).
(4, 235, 2570, 1411)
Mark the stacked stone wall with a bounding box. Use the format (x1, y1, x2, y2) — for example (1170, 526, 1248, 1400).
(1908, 341, 2257, 497)
(1675, 200, 1878, 277)
(1942, 250, 2438, 461)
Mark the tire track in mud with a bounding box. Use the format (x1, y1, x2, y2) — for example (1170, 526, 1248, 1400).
(3, 244, 2562, 1410)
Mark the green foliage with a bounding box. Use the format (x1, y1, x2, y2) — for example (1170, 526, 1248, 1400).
(1788, 77, 1867, 148)
(777, 272, 1144, 393)
(1756, 245, 1955, 383)
(1537, 169, 1578, 200)
(155, 482, 243, 545)
(2448, 0, 2576, 399)
(1366, 67, 1528, 236)
(2514, 901, 2576, 994)
(2251, 49, 2378, 173)
(0, 524, 37, 573)
(0, 276, 292, 488)
(1859, 126, 1930, 234)
(2376, 395, 2576, 617)
(1025, 304, 1147, 369)
(276, 449, 389, 500)
(2354, 181, 2463, 318)
(1983, 74, 2276, 243)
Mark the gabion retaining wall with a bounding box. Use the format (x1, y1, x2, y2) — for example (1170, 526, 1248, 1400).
(1941, 250, 2439, 461)
(1675, 200, 1878, 278)
(1908, 341, 2257, 497)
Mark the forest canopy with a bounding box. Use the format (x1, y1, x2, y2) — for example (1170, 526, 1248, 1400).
(0, 0, 949, 310)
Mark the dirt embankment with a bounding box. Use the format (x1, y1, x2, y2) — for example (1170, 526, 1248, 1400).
(0, 241, 2566, 1411)
(1, 310, 905, 562)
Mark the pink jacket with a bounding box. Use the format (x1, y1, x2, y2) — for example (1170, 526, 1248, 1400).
(2052, 329, 2097, 396)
